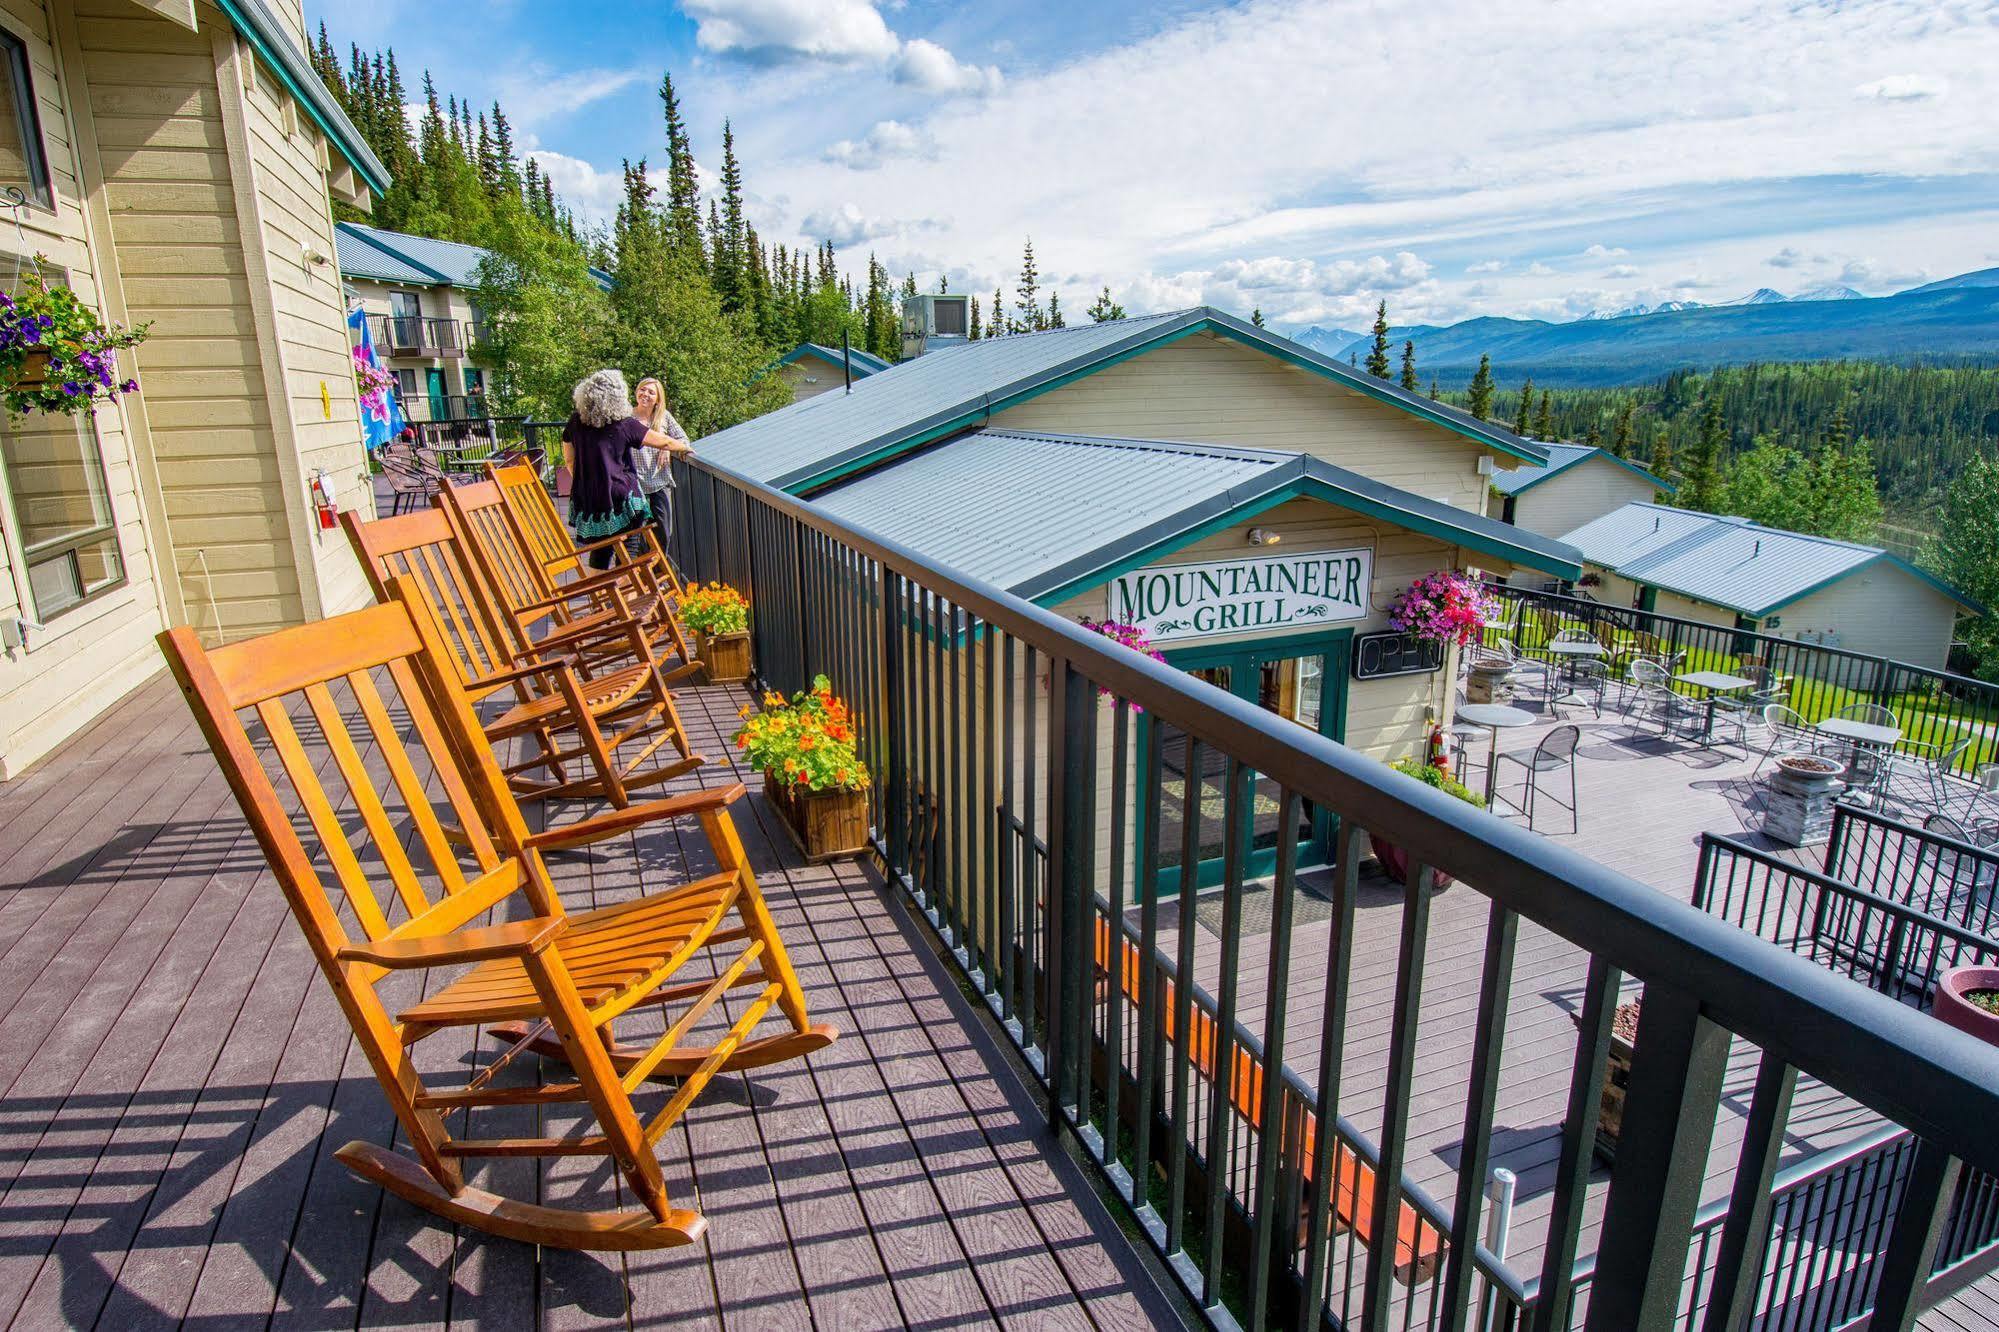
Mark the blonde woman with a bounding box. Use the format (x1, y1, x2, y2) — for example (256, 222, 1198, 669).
(562, 369, 685, 570)
(631, 376, 693, 558)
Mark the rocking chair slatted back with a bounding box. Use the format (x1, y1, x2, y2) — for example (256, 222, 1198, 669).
(440, 479, 560, 630)
(340, 508, 524, 698)
(487, 460, 582, 578)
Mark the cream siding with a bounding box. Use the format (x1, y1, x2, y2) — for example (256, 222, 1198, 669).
(987, 331, 1501, 511)
(1765, 567, 1961, 670)
(1506, 457, 1663, 539)
(0, 0, 170, 778)
(345, 272, 489, 419)
(1651, 589, 1739, 631)
(779, 358, 840, 403)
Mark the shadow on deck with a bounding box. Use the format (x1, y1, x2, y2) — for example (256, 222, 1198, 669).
(0, 670, 1181, 1329)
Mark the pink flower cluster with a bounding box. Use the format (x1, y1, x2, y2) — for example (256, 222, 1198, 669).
(353, 347, 397, 414)
(1387, 571, 1498, 648)
(1078, 616, 1168, 708)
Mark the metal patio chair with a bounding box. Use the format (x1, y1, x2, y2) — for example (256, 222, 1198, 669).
(1494, 723, 1582, 833)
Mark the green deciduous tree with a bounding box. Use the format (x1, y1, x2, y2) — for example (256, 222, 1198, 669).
(1924, 454, 1999, 680)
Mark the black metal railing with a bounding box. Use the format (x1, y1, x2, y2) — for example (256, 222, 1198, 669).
(1484, 584, 1999, 773)
(1694, 832, 1999, 1005)
(1825, 804, 1999, 944)
(671, 452, 1999, 1331)
(366, 313, 465, 358)
(1552, 1122, 1999, 1330)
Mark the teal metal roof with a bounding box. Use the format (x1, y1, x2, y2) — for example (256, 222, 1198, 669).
(1492, 443, 1675, 497)
(810, 429, 1583, 599)
(781, 343, 891, 377)
(335, 223, 613, 293)
(699, 308, 1550, 494)
(216, 0, 389, 196)
(1561, 502, 1980, 617)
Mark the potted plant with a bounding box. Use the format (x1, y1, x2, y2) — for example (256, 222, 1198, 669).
(1374, 753, 1485, 890)
(1387, 570, 1500, 650)
(0, 265, 147, 417)
(1935, 966, 1999, 1049)
(734, 675, 870, 860)
(680, 581, 751, 683)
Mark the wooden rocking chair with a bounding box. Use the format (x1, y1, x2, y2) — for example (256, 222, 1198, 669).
(157, 585, 835, 1250)
(443, 474, 700, 683)
(487, 458, 688, 600)
(341, 507, 703, 811)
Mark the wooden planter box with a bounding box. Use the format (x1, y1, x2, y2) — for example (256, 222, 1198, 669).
(699, 630, 752, 683)
(764, 773, 869, 862)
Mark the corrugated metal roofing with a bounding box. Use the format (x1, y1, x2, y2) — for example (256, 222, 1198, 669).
(335, 225, 441, 286)
(338, 223, 490, 286)
(700, 307, 1549, 493)
(808, 429, 1584, 597)
(1560, 502, 1977, 616)
(1491, 443, 1674, 496)
(811, 429, 1287, 592)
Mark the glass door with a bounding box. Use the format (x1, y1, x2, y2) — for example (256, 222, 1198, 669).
(1150, 629, 1350, 894)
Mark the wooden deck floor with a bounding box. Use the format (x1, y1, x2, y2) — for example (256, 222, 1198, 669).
(0, 669, 1182, 1330)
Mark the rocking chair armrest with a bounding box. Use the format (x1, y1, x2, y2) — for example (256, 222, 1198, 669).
(525, 783, 748, 849)
(339, 916, 568, 970)
(465, 658, 572, 691)
(516, 570, 639, 614)
(530, 611, 641, 651)
(555, 534, 663, 567)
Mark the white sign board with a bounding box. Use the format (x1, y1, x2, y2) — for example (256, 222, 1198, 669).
(1109, 549, 1373, 644)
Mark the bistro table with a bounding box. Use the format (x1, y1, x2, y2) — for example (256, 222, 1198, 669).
(1545, 640, 1607, 711)
(1456, 702, 1536, 803)
(1674, 669, 1755, 742)
(1816, 716, 1903, 805)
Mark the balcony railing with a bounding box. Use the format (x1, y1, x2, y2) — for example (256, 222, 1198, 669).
(670, 452, 1999, 1330)
(365, 314, 465, 359)
(1485, 583, 1999, 774)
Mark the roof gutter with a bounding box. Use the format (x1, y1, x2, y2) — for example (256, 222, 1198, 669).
(213, 0, 392, 196)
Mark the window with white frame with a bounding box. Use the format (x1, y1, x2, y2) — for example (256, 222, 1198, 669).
(0, 26, 53, 209)
(1, 406, 125, 619)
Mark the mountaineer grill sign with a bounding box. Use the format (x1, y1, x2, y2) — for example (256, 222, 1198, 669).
(1110, 549, 1372, 644)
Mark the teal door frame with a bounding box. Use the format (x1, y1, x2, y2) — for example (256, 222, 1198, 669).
(425, 367, 448, 421)
(1147, 627, 1352, 895)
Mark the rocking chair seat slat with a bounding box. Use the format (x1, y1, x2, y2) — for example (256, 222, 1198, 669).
(398, 873, 740, 1026)
(484, 663, 653, 736)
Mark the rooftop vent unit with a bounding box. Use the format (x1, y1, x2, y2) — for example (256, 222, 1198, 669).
(901, 293, 971, 359)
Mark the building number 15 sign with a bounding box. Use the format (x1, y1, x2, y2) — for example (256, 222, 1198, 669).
(1109, 549, 1373, 644)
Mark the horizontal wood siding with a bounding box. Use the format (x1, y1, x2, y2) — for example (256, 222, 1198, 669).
(1773, 567, 1961, 670)
(989, 331, 1496, 511)
(0, 0, 167, 778)
(1509, 458, 1663, 539)
(780, 360, 840, 403)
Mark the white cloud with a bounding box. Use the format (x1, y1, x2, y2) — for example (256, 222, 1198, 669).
(1855, 74, 1948, 102)
(799, 202, 938, 247)
(1464, 259, 1506, 274)
(492, 66, 647, 128)
(1836, 256, 1929, 291)
(823, 119, 937, 170)
(528, 149, 641, 225)
(1765, 245, 1823, 268)
(893, 39, 1003, 96)
(1581, 243, 1628, 258)
(1603, 263, 1640, 278)
(682, 0, 899, 63)
(1523, 261, 1555, 277)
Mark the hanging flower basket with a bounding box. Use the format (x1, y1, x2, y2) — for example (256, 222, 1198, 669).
(1387, 571, 1500, 649)
(1077, 615, 1168, 709)
(0, 262, 148, 417)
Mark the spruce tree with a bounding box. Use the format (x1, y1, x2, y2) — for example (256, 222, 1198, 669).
(660, 75, 703, 265)
(1085, 286, 1125, 322)
(1399, 340, 1418, 392)
(1533, 391, 1553, 441)
(969, 295, 982, 339)
(1676, 397, 1727, 512)
(991, 286, 1007, 337)
(1251, 307, 1265, 328)
(1610, 400, 1636, 458)
(1429, 377, 1440, 401)
(1513, 378, 1535, 437)
(1014, 238, 1042, 331)
(714, 121, 747, 312)
(1467, 355, 1495, 420)
(1047, 291, 1064, 329)
(1585, 421, 1602, 448)
(1365, 300, 1391, 379)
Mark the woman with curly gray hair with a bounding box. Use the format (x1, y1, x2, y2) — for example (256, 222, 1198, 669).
(561, 368, 691, 569)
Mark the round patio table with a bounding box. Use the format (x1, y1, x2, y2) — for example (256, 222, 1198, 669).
(1457, 702, 1536, 804)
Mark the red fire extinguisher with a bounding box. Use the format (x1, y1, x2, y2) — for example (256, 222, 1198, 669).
(1428, 722, 1450, 776)
(309, 469, 339, 531)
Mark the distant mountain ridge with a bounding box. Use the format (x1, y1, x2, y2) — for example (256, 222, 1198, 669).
(1283, 270, 1999, 387)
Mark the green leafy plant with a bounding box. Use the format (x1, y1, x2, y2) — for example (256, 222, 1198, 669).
(0, 264, 149, 417)
(679, 581, 749, 635)
(1392, 757, 1485, 809)
(733, 675, 869, 793)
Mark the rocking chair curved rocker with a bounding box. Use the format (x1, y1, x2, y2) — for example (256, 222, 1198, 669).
(158, 581, 835, 1251)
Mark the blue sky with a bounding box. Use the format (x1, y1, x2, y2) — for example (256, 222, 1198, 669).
(313, 0, 1999, 333)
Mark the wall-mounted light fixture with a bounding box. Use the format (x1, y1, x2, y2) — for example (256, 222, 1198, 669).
(301, 242, 330, 273)
(1246, 527, 1281, 547)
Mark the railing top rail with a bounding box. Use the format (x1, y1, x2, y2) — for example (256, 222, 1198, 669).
(1702, 832, 1999, 954)
(1835, 801, 1999, 866)
(682, 451, 1999, 1176)
(1491, 582, 1980, 687)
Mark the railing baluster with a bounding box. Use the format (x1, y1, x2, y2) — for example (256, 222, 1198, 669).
(1299, 818, 1359, 1332)
(1533, 956, 1620, 1332)
(1103, 701, 1131, 1171)
(1022, 645, 1041, 1056)
(1247, 789, 1299, 1331)
(1131, 712, 1165, 1220)
(1701, 1051, 1798, 1332)
(1166, 734, 1201, 1259)
(998, 632, 1017, 1025)
(1868, 1139, 1963, 1332)
(1440, 900, 1520, 1332)
(1586, 984, 1731, 1331)
(1201, 757, 1249, 1309)
(1363, 841, 1436, 1327)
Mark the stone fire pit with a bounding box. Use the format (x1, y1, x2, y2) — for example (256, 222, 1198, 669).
(1764, 755, 1846, 847)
